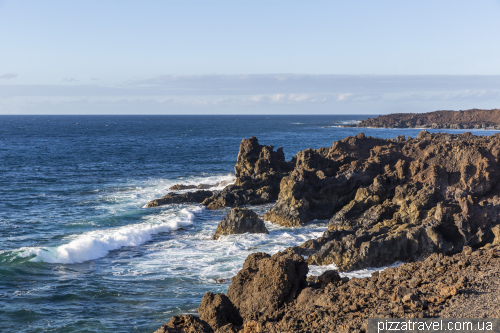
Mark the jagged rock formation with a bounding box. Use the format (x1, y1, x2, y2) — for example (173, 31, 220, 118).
(212, 208, 268, 240)
(193, 251, 308, 332)
(264, 133, 396, 227)
(351, 108, 500, 129)
(225, 251, 308, 322)
(145, 190, 213, 208)
(198, 292, 242, 331)
(155, 244, 500, 332)
(202, 137, 293, 209)
(244, 245, 500, 332)
(272, 131, 500, 270)
(146, 137, 292, 209)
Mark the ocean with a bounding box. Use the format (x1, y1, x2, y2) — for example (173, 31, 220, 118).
(1, 115, 497, 333)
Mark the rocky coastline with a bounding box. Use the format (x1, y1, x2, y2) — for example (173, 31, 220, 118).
(151, 131, 500, 332)
(346, 109, 500, 130)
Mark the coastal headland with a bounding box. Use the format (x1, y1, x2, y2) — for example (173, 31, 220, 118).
(150, 130, 500, 332)
(346, 108, 500, 130)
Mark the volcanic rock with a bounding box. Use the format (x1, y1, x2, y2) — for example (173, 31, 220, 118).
(145, 190, 213, 208)
(198, 292, 242, 331)
(351, 108, 500, 129)
(153, 314, 213, 333)
(212, 207, 268, 240)
(169, 184, 198, 191)
(224, 245, 500, 332)
(264, 133, 401, 226)
(225, 251, 308, 322)
(202, 137, 293, 209)
(266, 131, 500, 270)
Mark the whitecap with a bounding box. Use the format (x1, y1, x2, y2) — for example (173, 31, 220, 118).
(19, 207, 202, 264)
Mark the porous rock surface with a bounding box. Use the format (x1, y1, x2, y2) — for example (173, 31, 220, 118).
(202, 137, 293, 209)
(198, 292, 242, 331)
(154, 245, 500, 333)
(248, 245, 500, 333)
(225, 251, 308, 322)
(145, 190, 213, 208)
(153, 314, 213, 333)
(212, 207, 268, 240)
(146, 137, 292, 209)
(267, 131, 500, 271)
(351, 108, 500, 129)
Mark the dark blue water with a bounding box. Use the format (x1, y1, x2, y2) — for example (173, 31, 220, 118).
(1, 115, 497, 332)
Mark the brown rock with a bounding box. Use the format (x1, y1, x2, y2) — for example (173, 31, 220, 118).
(153, 315, 213, 333)
(212, 208, 268, 240)
(145, 190, 213, 208)
(226, 251, 308, 321)
(202, 137, 293, 210)
(352, 109, 500, 129)
(198, 292, 242, 330)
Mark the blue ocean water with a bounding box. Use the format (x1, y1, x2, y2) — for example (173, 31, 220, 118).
(1, 115, 498, 332)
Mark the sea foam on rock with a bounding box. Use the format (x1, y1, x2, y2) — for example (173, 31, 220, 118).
(212, 207, 268, 240)
(146, 137, 292, 209)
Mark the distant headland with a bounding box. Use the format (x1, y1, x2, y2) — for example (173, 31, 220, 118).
(346, 108, 500, 130)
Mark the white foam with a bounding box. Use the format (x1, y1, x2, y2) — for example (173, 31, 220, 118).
(308, 261, 403, 279)
(93, 173, 234, 212)
(20, 207, 202, 264)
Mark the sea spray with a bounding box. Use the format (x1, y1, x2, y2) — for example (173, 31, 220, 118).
(20, 207, 202, 264)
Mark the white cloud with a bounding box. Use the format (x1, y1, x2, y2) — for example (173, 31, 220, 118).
(0, 73, 17, 79)
(1, 74, 499, 114)
(271, 94, 286, 102)
(337, 93, 353, 101)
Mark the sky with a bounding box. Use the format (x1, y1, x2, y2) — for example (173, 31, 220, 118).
(1, 0, 500, 114)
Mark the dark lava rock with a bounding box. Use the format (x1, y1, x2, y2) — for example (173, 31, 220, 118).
(198, 292, 242, 331)
(153, 314, 213, 333)
(265, 131, 500, 270)
(212, 207, 268, 240)
(226, 251, 308, 321)
(264, 132, 395, 226)
(352, 108, 500, 129)
(169, 184, 198, 191)
(169, 183, 218, 191)
(145, 190, 213, 208)
(202, 136, 293, 209)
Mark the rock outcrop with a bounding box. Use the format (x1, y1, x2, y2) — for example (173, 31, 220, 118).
(160, 244, 500, 333)
(202, 137, 293, 209)
(212, 208, 268, 240)
(264, 131, 500, 270)
(225, 251, 308, 322)
(351, 108, 500, 129)
(245, 245, 500, 332)
(146, 137, 292, 209)
(153, 314, 213, 333)
(198, 292, 242, 331)
(145, 190, 213, 208)
(264, 133, 402, 226)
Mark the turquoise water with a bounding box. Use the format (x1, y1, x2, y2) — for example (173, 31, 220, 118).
(1, 115, 497, 332)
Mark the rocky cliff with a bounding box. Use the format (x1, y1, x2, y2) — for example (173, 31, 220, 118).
(352, 108, 500, 129)
(269, 131, 500, 270)
(153, 132, 500, 333)
(202, 136, 293, 209)
(157, 244, 500, 332)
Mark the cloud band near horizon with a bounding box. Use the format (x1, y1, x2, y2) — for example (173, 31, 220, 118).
(0, 75, 499, 115)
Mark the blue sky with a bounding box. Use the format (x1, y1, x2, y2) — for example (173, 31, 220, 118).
(1, 0, 500, 114)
